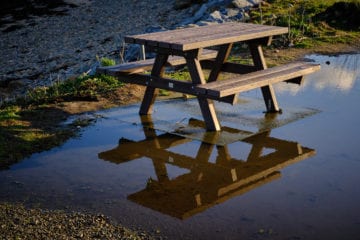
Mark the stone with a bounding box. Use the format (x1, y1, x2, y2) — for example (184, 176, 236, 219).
(226, 8, 242, 18)
(232, 0, 262, 9)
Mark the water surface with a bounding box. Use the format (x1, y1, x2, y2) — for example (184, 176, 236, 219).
(1, 53, 360, 240)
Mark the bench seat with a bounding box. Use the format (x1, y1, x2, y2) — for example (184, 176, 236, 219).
(196, 62, 321, 98)
(96, 49, 218, 76)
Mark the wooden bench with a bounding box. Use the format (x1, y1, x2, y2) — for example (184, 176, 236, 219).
(97, 60, 320, 104)
(196, 61, 321, 98)
(96, 49, 218, 76)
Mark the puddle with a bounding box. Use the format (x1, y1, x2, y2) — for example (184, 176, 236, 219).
(84, 97, 319, 146)
(1, 53, 360, 240)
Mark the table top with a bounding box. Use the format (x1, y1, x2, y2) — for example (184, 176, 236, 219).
(125, 22, 288, 51)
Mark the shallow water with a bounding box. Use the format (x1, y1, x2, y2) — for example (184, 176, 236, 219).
(1, 53, 360, 240)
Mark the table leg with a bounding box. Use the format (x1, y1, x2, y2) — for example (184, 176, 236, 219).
(246, 130, 271, 162)
(207, 43, 239, 105)
(249, 43, 280, 112)
(186, 50, 221, 131)
(139, 53, 169, 115)
(207, 43, 233, 82)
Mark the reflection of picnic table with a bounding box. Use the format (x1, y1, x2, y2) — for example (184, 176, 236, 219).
(98, 22, 320, 131)
(98, 117, 316, 219)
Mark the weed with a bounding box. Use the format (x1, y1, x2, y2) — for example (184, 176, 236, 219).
(100, 57, 116, 67)
(21, 74, 123, 105)
(0, 106, 21, 121)
(159, 89, 171, 96)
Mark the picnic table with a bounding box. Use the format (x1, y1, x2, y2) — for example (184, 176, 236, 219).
(97, 22, 320, 131)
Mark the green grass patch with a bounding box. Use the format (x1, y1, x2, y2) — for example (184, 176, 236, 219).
(21, 74, 123, 105)
(250, 0, 360, 48)
(164, 69, 192, 81)
(100, 57, 116, 66)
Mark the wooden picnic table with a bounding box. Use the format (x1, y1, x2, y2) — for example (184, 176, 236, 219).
(98, 22, 320, 131)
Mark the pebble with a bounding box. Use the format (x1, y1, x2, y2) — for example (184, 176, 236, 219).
(0, 202, 160, 239)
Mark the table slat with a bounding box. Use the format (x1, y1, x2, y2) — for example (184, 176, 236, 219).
(125, 23, 288, 51)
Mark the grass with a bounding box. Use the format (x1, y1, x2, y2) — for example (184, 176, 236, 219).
(22, 74, 123, 105)
(250, 0, 360, 48)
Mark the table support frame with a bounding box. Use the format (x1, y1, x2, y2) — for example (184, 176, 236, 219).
(139, 40, 282, 131)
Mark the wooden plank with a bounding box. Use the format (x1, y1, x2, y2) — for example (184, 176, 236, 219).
(249, 42, 280, 112)
(96, 59, 154, 75)
(206, 43, 238, 105)
(125, 23, 288, 51)
(186, 51, 221, 131)
(96, 49, 218, 75)
(164, 23, 258, 48)
(139, 53, 168, 115)
(178, 26, 287, 51)
(112, 74, 237, 104)
(204, 63, 321, 98)
(176, 27, 285, 51)
(177, 24, 283, 47)
(196, 61, 308, 91)
(207, 44, 233, 82)
(125, 22, 255, 46)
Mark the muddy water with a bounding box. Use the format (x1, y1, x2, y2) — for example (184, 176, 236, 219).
(1, 53, 360, 240)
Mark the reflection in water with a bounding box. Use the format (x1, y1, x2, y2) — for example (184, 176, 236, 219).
(99, 116, 315, 219)
(276, 53, 360, 94)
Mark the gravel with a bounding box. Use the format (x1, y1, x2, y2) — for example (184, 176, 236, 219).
(0, 202, 160, 239)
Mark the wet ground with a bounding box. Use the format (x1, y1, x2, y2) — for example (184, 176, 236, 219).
(1, 53, 360, 240)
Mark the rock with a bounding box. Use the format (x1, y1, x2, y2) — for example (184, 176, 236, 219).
(226, 8, 242, 18)
(208, 10, 225, 23)
(232, 0, 262, 9)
